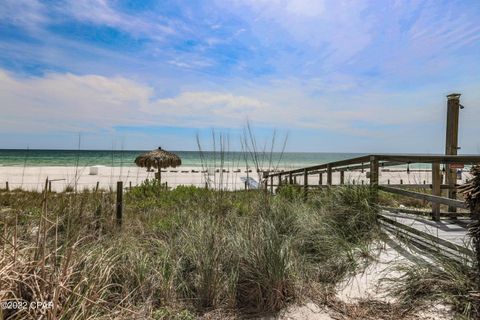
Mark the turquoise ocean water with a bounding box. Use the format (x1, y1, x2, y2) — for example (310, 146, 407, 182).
(0, 149, 365, 168)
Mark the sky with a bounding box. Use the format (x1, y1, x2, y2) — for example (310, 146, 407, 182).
(0, 0, 479, 153)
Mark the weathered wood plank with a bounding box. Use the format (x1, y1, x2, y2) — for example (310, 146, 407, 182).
(378, 185, 467, 209)
(266, 154, 480, 178)
(327, 164, 332, 186)
(432, 163, 442, 220)
(376, 154, 480, 164)
(382, 184, 454, 189)
(379, 212, 473, 257)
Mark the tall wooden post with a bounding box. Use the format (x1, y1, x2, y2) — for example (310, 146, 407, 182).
(318, 172, 323, 185)
(6, 181, 9, 191)
(116, 181, 123, 228)
(432, 162, 441, 221)
(327, 164, 332, 186)
(289, 172, 293, 185)
(445, 93, 461, 213)
(369, 156, 379, 203)
(270, 175, 274, 194)
(303, 169, 308, 202)
(340, 171, 345, 185)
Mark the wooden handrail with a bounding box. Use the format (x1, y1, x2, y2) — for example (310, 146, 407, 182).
(265, 154, 480, 178)
(264, 153, 479, 220)
(378, 185, 467, 209)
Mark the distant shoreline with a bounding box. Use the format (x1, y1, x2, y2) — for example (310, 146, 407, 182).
(0, 165, 472, 193)
(0, 149, 365, 168)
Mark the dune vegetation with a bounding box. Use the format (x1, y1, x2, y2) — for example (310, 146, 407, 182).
(0, 182, 381, 319)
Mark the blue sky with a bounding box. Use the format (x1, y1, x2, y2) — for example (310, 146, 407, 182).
(0, 0, 479, 152)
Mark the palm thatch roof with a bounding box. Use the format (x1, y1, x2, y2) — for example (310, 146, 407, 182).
(134, 147, 181, 170)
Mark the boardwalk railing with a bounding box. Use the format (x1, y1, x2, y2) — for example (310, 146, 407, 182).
(264, 154, 480, 221)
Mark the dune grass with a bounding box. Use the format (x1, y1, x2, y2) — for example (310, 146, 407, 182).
(386, 255, 477, 319)
(0, 183, 379, 319)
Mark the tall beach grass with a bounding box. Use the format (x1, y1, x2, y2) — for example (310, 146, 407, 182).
(0, 182, 379, 319)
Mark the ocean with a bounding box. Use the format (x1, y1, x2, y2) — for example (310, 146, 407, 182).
(0, 149, 365, 168)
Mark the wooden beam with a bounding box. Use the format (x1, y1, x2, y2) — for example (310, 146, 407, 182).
(116, 181, 123, 228)
(446, 94, 461, 213)
(370, 156, 379, 202)
(378, 214, 473, 257)
(327, 164, 332, 186)
(378, 185, 467, 209)
(379, 206, 463, 218)
(340, 170, 345, 185)
(432, 163, 442, 221)
(270, 175, 274, 194)
(381, 184, 454, 189)
(369, 156, 379, 187)
(267, 155, 372, 177)
(264, 154, 480, 178)
(445, 93, 461, 156)
(303, 168, 308, 201)
(376, 154, 480, 164)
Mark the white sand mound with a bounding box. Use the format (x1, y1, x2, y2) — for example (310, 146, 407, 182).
(276, 302, 333, 320)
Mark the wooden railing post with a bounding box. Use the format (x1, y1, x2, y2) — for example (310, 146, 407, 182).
(369, 156, 379, 203)
(432, 162, 441, 221)
(289, 172, 293, 185)
(270, 175, 274, 194)
(327, 164, 332, 186)
(445, 93, 461, 213)
(340, 171, 345, 185)
(116, 181, 123, 228)
(318, 172, 323, 185)
(303, 168, 308, 202)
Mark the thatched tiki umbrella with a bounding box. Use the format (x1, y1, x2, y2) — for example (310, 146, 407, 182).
(134, 147, 181, 185)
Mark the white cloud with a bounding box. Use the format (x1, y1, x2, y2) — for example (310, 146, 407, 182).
(0, 0, 48, 30)
(225, 0, 373, 65)
(0, 69, 270, 132)
(62, 0, 179, 40)
(1, 69, 479, 145)
(0, 0, 181, 42)
(0, 69, 152, 131)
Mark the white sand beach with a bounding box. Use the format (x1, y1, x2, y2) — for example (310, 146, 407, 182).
(0, 165, 472, 192)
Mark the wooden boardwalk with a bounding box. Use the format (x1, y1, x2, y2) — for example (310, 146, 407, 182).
(379, 210, 474, 259)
